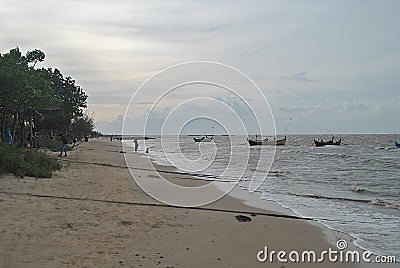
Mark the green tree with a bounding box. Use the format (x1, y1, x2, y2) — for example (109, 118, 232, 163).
(70, 113, 94, 139)
(26, 49, 45, 68)
(36, 68, 88, 135)
(0, 47, 89, 146)
(0, 47, 28, 142)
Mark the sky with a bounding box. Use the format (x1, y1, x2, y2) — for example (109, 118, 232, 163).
(1, 0, 399, 134)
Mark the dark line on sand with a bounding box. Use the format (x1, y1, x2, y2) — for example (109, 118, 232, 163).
(0, 191, 313, 221)
(63, 160, 376, 204)
(61, 159, 233, 182)
(57, 160, 377, 224)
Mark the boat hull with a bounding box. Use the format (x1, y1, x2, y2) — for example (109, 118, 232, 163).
(248, 137, 286, 146)
(395, 140, 400, 148)
(314, 138, 341, 147)
(193, 137, 213, 142)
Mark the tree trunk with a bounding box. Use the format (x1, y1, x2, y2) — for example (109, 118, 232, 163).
(29, 108, 33, 148)
(11, 104, 20, 144)
(19, 106, 26, 147)
(1, 108, 6, 142)
(19, 118, 25, 147)
(11, 112, 18, 145)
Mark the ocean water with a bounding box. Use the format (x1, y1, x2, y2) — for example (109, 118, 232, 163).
(126, 134, 400, 259)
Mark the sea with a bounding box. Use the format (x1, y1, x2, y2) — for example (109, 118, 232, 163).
(125, 134, 400, 259)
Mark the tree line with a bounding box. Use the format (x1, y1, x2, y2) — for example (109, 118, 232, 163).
(0, 47, 96, 147)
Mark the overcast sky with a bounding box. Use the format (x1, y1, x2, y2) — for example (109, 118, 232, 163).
(1, 0, 399, 134)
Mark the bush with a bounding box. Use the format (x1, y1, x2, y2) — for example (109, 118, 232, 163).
(0, 144, 61, 178)
(37, 137, 72, 152)
(37, 137, 63, 152)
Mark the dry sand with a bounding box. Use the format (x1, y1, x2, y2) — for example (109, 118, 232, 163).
(0, 139, 396, 267)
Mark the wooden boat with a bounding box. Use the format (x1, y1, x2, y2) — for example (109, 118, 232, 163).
(314, 137, 341, 147)
(247, 118, 291, 146)
(395, 140, 400, 148)
(193, 135, 213, 142)
(248, 135, 286, 146)
(193, 127, 214, 142)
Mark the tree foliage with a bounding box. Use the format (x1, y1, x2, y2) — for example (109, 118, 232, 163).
(0, 47, 92, 145)
(70, 113, 95, 139)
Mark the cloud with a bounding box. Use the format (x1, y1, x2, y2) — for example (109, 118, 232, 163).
(338, 102, 371, 113)
(135, 101, 154, 105)
(282, 72, 317, 82)
(96, 115, 124, 134)
(2, 1, 400, 133)
(88, 103, 127, 122)
(279, 104, 322, 114)
(268, 87, 297, 96)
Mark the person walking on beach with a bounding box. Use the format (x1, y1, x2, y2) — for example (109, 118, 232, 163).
(60, 135, 68, 157)
(72, 138, 77, 147)
(134, 139, 139, 152)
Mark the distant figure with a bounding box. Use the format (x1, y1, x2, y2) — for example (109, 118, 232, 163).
(3, 128, 12, 145)
(134, 139, 139, 152)
(110, 135, 113, 141)
(60, 135, 68, 157)
(84, 135, 88, 142)
(26, 137, 31, 148)
(72, 138, 77, 147)
(145, 147, 149, 153)
(32, 132, 38, 148)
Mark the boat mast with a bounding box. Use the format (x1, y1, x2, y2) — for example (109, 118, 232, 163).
(284, 118, 292, 137)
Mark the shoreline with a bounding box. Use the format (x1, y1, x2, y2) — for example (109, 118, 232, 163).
(125, 139, 398, 266)
(0, 138, 396, 267)
(125, 142, 359, 240)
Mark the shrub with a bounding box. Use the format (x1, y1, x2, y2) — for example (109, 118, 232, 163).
(37, 137, 63, 152)
(0, 144, 61, 178)
(36, 137, 72, 152)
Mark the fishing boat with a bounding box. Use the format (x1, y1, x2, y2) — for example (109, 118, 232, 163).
(193, 127, 214, 142)
(193, 135, 213, 142)
(395, 140, 400, 148)
(314, 137, 341, 147)
(247, 118, 291, 146)
(248, 135, 286, 146)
